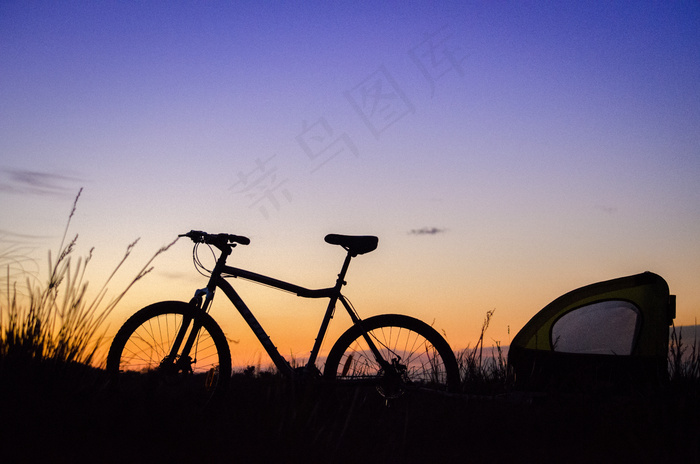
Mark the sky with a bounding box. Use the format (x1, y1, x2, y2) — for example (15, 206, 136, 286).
(1, 1, 699, 367)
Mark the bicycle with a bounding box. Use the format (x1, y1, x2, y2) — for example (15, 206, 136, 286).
(107, 230, 460, 400)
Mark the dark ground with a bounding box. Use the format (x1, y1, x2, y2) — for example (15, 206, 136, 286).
(1, 367, 699, 464)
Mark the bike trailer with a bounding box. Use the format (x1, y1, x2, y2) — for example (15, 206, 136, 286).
(508, 272, 675, 392)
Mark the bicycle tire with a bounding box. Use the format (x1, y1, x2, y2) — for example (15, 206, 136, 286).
(324, 314, 460, 396)
(106, 301, 232, 401)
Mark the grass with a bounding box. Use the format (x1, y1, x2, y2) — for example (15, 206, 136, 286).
(669, 322, 700, 405)
(4, 361, 698, 463)
(1, 194, 699, 462)
(0, 190, 175, 384)
(455, 308, 511, 395)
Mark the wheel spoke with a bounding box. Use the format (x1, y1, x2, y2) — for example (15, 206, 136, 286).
(107, 302, 231, 400)
(325, 315, 459, 396)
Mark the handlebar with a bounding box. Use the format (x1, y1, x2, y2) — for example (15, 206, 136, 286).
(179, 230, 250, 247)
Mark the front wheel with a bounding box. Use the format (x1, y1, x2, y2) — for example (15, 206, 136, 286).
(106, 301, 232, 402)
(324, 314, 460, 397)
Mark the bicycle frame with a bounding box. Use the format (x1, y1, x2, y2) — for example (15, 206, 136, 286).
(178, 241, 386, 377)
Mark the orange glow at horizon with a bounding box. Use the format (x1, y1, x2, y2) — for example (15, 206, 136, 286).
(88, 232, 700, 372)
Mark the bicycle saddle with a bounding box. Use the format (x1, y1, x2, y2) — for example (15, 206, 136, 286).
(324, 234, 378, 256)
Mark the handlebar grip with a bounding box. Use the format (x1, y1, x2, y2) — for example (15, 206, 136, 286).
(228, 234, 250, 245)
(179, 230, 206, 242)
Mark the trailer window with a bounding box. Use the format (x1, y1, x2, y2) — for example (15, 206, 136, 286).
(551, 300, 640, 355)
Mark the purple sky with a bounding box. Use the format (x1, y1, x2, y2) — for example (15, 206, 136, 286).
(1, 1, 698, 361)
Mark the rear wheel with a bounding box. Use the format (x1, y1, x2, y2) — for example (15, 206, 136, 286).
(106, 301, 231, 402)
(324, 314, 460, 397)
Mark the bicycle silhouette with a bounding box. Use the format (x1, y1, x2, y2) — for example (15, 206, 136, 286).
(107, 231, 459, 400)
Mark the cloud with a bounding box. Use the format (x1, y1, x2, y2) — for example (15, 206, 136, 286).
(595, 204, 618, 214)
(0, 168, 83, 197)
(0, 229, 51, 244)
(408, 227, 446, 235)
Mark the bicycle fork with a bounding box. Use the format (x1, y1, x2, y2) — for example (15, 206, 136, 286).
(162, 288, 212, 374)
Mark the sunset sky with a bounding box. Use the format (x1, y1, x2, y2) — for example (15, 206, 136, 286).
(2, 1, 699, 367)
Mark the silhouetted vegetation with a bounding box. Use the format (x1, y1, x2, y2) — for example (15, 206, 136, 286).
(455, 308, 511, 395)
(2, 360, 699, 463)
(1, 190, 171, 374)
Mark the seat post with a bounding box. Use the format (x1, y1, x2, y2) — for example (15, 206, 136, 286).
(334, 250, 354, 289)
(307, 250, 355, 368)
